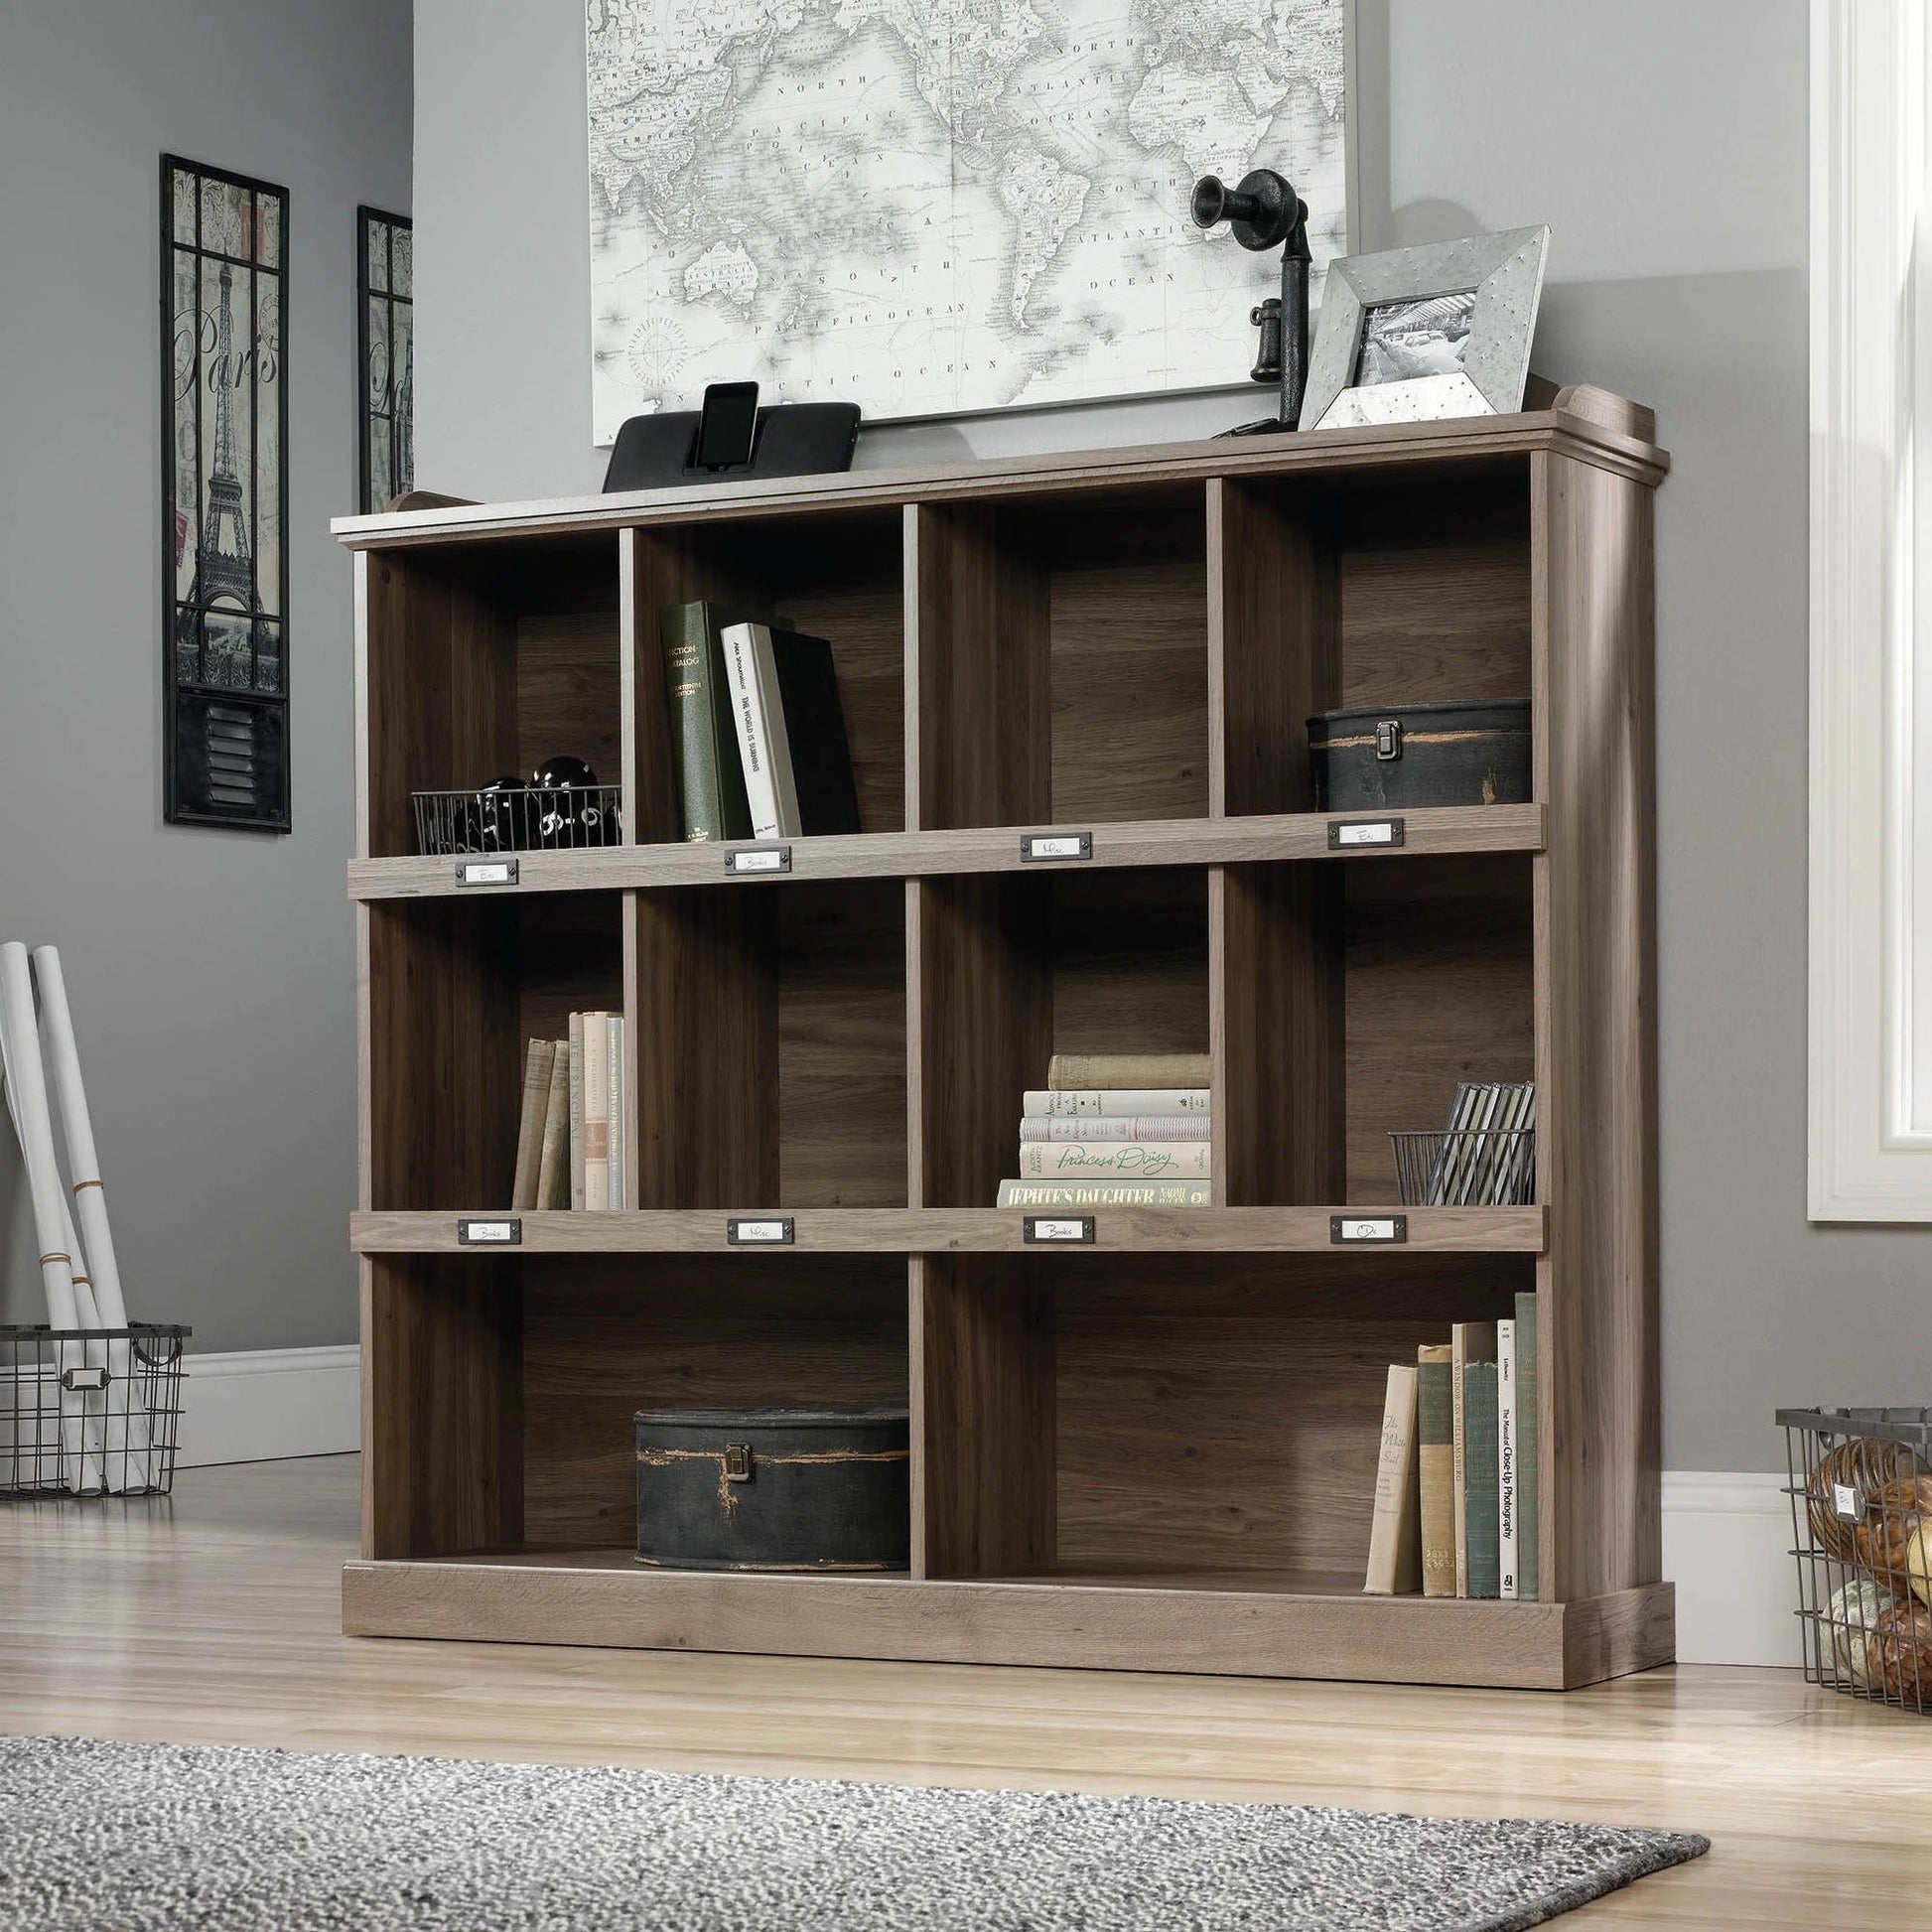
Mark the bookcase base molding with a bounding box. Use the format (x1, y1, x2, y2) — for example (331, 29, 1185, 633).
(341, 394, 1668, 1693)
(342, 1562, 1673, 1692)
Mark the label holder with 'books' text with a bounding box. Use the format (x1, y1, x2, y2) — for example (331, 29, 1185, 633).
(459, 1217, 521, 1246)
(726, 845, 791, 876)
(1025, 1215, 1095, 1243)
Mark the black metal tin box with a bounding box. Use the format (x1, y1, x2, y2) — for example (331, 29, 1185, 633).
(634, 1406, 910, 1572)
(1308, 699, 1532, 811)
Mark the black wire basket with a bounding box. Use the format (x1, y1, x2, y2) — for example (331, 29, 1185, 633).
(412, 784, 623, 856)
(1780, 1406, 1932, 1712)
(1388, 1128, 1537, 1206)
(0, 1323, 190, 1498)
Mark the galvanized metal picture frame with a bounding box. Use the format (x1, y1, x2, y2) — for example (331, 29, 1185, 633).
(161, 154, 291, 831)
(1298, 225, 1549, 432)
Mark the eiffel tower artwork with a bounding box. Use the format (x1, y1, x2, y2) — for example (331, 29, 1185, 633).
(176, 259, 274, 692)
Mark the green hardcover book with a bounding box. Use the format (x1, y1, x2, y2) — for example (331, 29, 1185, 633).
(1515, 1288, 1540, 1600)
(660, 601, 754, 842)
(1416, 1345, 1456, 1598)
(1462, 1361, 1501, 1599)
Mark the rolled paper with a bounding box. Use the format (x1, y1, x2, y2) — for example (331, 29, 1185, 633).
(33, 947, 128, 1327)
(0, 945, 78, 1329)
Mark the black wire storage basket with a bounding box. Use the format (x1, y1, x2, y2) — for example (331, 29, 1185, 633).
(412, 784, 623, 856)
(0, 1323, 189, 1498)
(1388, 1128, 1536, 1206)
(1780, 1406, 1932, 1712)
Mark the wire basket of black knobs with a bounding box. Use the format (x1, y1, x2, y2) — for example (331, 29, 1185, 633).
(412, 758, 622, 857)
(1781, 1406, 1932, 1713)
(0, 1323, 189, 1498)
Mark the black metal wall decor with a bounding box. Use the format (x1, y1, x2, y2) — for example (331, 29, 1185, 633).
(162, 155, 291, 832)
(357, 207, 413, 514)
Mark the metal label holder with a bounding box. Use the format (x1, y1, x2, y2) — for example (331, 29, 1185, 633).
(728, 1217, 795, 1246)
(1327, 818, 1406, 851)
(727, 845, 792, 876)
(1025, 1215, 1096, 1244)
(457, 858, 519, 888)
(1022, 832, 1092, 863)
(458, 1217, 522, 1246)
(1330, 1214, 1407, 1245)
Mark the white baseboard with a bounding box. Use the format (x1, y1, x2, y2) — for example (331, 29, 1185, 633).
(178, 1344, 359, 1469)
(1662, 1469, 1799, 1668)
(160, 1368, 1801, 1671)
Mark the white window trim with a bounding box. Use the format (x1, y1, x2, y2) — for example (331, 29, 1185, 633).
(1810, 0, 1932, 1217)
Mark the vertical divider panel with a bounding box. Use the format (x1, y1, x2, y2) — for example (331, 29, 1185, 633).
(360, 1254, 523, 1561)
(1207, 477, 1345, 1204)
(633, 888, 778, 1207)
(910, 1255, 1056, 1580)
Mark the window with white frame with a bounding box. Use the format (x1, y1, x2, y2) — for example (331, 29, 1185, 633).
(1811, 0, 1932, 1215)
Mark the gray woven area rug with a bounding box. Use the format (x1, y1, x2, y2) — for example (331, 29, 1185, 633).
(0, 1734, 1705, 1931)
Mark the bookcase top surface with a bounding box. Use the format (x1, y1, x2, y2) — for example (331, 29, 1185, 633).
(332, 387, 1666, 551)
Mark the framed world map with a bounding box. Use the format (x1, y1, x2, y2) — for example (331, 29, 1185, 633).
(585, 0, 1351, 438)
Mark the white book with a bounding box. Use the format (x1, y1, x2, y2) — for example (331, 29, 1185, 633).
(606, 1014, 624, 1212)
(582, 1012, 610, 1211)
(1020, 1115, 1211, 1142)
(1016, 1141, 1212, 1179)
(1023, 1087, 1211, 1118)
(1498, 1317, 1519, 1600)
(720, 621, 781, 838)
(749, 623, 802, 837)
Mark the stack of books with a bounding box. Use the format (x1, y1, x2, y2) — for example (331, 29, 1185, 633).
(1362, 1293, 1540, 1601)
(995, 1053, 1211, 1208)
(659, 601, 862, 842)
(509, 1012, 627, 1212)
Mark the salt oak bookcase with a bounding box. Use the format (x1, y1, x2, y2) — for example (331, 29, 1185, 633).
(337, 385, 1668, 1691)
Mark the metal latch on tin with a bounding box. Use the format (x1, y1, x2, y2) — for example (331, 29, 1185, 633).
(724, 1444, 754, 1482)
(1375, 720, 1403, 760)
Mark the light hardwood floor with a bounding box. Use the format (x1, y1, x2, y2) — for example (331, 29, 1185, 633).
(3, 1454, 1929, 1927)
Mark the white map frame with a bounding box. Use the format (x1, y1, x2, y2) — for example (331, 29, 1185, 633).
(585, 0, 1356, 438)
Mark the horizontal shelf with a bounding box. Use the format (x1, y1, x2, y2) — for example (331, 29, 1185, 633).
(346, 804, 1547, 900)
(349, 1205, 1548, 1255)
(342, 1554, 1672, 1689)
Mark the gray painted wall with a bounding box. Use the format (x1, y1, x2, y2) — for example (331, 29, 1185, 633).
(0, 3, 411, 1351)
(410, 0, 1927, 1472)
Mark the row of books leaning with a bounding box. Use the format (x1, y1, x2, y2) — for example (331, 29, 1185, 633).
(660, 602, 862, 842)
(1364, 1297, 1539, 1600)
(508, 1015, 628, 1211)
(996, 1053, 1212, 1208)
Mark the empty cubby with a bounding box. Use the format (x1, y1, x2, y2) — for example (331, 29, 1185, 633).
(625, 509, 905, 844)
(909, 484, 1209, 830)
(632, 878, 907, 1208)
(361, 533, 623, 858)
(364, 893, 624, 1211)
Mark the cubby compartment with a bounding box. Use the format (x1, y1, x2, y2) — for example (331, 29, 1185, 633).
(364, 1252, 907, 1563)
(1217, 852, 1535, 1206)
(1214, 460, 1533, 818)
(361, 534, 622, 858)
(912, 866, 1208, 1209)
(365, 894, 624, 1211)
(634, 879, 907, 1208)
(914, 1250, 1534, 1589)
(910, 485, 1208, 831)
(625, 508, 905, 844)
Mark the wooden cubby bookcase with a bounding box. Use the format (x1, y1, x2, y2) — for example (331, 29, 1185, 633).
(339, 387, 1668, 1691)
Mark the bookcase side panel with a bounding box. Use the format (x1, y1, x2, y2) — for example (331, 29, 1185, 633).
(1208, 477, 1338, 818)
(910, 1254, 1056, 1579)
(1532, 450, 1660, 1606)
(362, 1254, 523, 1561)
(908, 502, 1050, 831)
